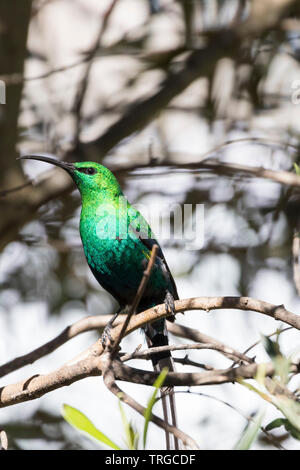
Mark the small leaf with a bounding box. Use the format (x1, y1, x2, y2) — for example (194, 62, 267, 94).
(143, 368, 168, 449)
(266, 417, 300, 440)
(261, 335, 290, 384)
(62, 404, 121, 450)
(261, 335, 281, 360)
(294, 163, 300, 175)
(273, 396, 300, 433)
(118, 400, 139, 450)
(265, 418, 286, 431)
(234, 411, 263, 450)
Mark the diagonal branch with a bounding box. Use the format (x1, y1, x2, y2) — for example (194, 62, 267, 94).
(0, 295, 299, 379)
(0, 314, 115, 379)
(110, 244, 158, 355)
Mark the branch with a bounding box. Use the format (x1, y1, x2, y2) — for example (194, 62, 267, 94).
(111, 360, 300, 388)
(102, 355, 199, 449)
(1, 295, 299, 379)
(112, 159, 300, 189)
(0, 314, 114, 378)
(1, 342, 298, 409)
(168, 297, 300, 330)
(173, 356, 214, 371)
(111, 244, 158, 355)
(0, 1, 296, 253)
(167, 322, 254, 363)
(0, 294, 299, 409)
(80, 0, 296, 158)
(71, 0, 120, 144)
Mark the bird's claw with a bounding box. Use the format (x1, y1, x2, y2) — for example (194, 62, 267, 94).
(101, 322, 115, 350)
(101, 310, 121, 350)
(165, 291, 176, 321)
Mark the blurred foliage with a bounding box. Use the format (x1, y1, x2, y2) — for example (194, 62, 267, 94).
(234, 410, 264, 450)
(62, 369, 168, 450)
(1, 409, 84, 450)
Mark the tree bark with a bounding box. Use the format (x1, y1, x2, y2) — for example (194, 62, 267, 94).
(0, 1, 32, 186)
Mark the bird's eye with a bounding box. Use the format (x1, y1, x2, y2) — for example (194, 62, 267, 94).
(79, 167, 97, 175)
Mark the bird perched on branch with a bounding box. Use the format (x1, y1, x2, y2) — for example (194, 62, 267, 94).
(19, 154, 179, 450)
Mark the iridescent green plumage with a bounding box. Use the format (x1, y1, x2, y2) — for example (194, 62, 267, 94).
(71, 162, 178, 324)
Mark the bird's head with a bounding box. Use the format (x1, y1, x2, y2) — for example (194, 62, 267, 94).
(18, 154, 123, 199)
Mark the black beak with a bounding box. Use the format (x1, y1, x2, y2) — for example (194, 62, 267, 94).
(17, 154, 75, 174)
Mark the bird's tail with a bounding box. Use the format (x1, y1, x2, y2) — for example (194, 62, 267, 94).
(144, 320, 179, 450)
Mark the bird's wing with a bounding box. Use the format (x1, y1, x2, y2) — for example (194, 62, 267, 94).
(128, 208, 179, 300)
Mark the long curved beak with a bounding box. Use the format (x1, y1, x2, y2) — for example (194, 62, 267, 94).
(18, 154, 75, 174)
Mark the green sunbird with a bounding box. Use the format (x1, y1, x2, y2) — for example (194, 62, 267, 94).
(19, 154, 179, 449)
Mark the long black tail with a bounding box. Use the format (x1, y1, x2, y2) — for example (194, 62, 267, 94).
(144, 320, 179, 450)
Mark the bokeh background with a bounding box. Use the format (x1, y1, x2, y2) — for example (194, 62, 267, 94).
(1, 0, 300, 449)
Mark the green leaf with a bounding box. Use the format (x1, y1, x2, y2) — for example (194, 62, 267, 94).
(294, 163, 300, 175)
(265, 418, 287, 431)
(261, 334, 281, 360)
(143, 368, 168, 449)
(261, 335, 290, 384)
(234, 411, 263, 450)
(62, 404, 121, 450)
(118, 400, 139, 450)
(273, 396, 300, 433)
(266, 417, 300, 440)
(273, 355, 291, 385)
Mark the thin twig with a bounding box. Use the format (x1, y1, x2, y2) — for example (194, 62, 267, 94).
(174, 355, 214, 371)
(5, 137, 299, 199)
(111, 360, 300, 388)
(102, 355, 199, 449)
(121, 342, 254, 364)
(163, 390, 285, 450)
(229, 326, 293, 369)
(110, 244, 159, 355)
(72, 0, 120, 142)
(167, 322, 254, 363)
(293, 229, 300, 296)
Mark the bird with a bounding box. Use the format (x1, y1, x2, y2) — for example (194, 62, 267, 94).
(18, 154, 179, 449)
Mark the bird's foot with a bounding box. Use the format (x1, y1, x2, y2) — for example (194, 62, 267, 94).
(101, 311, 119, 350)
(165, 291, 176, 322)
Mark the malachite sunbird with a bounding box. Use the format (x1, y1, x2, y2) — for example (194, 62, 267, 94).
(19, 154, 179, 450)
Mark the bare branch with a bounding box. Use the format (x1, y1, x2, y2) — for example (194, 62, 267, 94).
(0, 314, 114, 378)
(71, 0, 120, 144)
(111, 360, 300, 388)
(102, 355, 199, 450)
(81, 0, 297, 157)
(121, 342, 254, 365)
(167, 322, 253, 363)
(173, 356, 214, 371)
